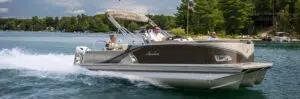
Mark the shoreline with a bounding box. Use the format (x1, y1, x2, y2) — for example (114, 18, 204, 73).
(191, 35, 262, 41)
(2, 30, 300, 41)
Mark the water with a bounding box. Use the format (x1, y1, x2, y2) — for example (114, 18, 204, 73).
(0, 31, 300, 99)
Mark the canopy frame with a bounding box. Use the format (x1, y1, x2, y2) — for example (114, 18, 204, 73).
(105, 10, 171, 44)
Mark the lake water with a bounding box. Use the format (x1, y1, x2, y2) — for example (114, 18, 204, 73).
(0, 31, 300, 99)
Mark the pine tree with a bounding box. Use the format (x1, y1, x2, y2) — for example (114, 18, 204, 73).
(295, 0, 300, 33)
(278, 5, 291, 32)
(219, 0, 255, 34)
(176, 0, 224, 34)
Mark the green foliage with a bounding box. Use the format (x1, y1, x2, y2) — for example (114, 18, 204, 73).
(278, 5, 292, 32)
(4, 20, 17, 30)
(45, 16, 55, 27)
(28, 16, 47, 31)
(175, 0, 300, 35)
(127, 22, 139, 31)
(171, 27, 185, 35)
(295, 0, 300, 33)
(0, 14, 176, 33)
(57, 17, 71, 32)
(164, 16, 177, 29)
(253, 0, 299, 34)
(176, 0, 224, 35)
(88, 15, 110, 32)
(219, 0, 255, 34)
(216, 31, 227, 38)
(252, 0, 273, 13)
(1, 0, 300, 36)
(149, 15, 177, 30)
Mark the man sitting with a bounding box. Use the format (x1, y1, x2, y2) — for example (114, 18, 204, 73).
(148, 26, 165, 42)
(208, 32, 217, 40)
(106, 34, 127, 51)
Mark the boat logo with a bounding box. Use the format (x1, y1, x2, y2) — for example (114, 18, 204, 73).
(215, 55, 232, 62)
(145, 50, 160, 56)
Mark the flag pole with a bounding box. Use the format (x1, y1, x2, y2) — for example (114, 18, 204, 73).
(186, 0, 189, 34)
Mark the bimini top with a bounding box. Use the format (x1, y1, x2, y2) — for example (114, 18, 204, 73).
(106, 10, 150, 22)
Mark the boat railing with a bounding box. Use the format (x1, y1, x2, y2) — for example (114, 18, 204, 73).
(92, 39, 108, 51)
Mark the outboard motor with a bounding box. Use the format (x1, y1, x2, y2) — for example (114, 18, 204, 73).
(74, 46, 90, 65)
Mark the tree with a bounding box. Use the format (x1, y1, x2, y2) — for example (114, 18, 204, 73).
(58, 17, 72, 32)
(253, 1, 273, 16)
(31, 16, 39, 25)
(69, 16, 78, 31)
(295, 0, 300, 33)
(176, 0, 224, 34)
(89, 19, 99, 32)
(278, 5, 292, 32)
(151, 15, 167, 29)
(36, 19, 47, 31)
(45, 16, 55, 27)
(98, 23, 110, 32)
(219, 0, 255, 34)
(23, 19, 33, 31)
(80, 20, 90, 31)
(0, 13, 182, 33)
(164, 16, 176, 30)
(54, 17, 60, 30)
(4, 19, 16, 30)
(0, 19, 6, 30)
(18, 22, 26, 30)
(29, 16, 46, 31)
(128, 22, 139, 32)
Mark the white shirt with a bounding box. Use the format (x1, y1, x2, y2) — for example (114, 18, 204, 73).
(107, 43, 128, 51)
(208, 36, 217, 40)
(148, 32, 165, 42)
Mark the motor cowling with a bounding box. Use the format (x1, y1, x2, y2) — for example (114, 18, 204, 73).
(74, 46, 90, 65)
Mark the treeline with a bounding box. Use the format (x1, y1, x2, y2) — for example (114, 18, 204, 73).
(0, 14, 176, 33)
(176, 0, 300, 35)
(1, 0, 300, 35)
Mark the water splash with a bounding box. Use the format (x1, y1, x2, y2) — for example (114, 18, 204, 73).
(0, 48, 80, 72)
(0, 48, 168, 88)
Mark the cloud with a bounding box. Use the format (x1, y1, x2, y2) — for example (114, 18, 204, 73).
(99, 0, 152, 14)
(65, 9, 85, 14)
(45, 0, 176, 15)
(114, 4, 150, 14)
(0, 8, 8, 13)
(46, 0, 80, 8)
(0, 0, 11, 3)
(1, 0, 180, 18)
(95, 11, 105, 15)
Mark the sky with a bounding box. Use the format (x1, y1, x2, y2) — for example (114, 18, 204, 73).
(0, 0, 181, 18)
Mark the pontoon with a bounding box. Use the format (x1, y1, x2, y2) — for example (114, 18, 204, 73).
(74, 10, 272, 89)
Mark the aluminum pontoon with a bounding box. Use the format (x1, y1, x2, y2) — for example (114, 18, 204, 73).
(74, 10, 272, 89)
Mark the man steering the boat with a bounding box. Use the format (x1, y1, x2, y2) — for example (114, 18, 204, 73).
(208, 32, 217, 40)
(148, 26, 166, 42)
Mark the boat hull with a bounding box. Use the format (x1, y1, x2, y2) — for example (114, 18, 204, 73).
(79, 63, 271, 89)
(74, 41, 272, 89)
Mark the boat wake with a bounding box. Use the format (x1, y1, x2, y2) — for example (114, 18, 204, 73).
(0, 48, 79, 72)
(0, 48, 167, 88)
